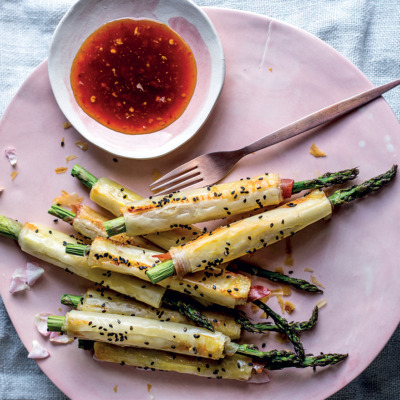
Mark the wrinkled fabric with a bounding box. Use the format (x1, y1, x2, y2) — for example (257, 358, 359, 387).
(0, 0, 399, 399)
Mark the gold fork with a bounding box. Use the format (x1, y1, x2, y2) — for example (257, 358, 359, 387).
(150, 79, 400, 194)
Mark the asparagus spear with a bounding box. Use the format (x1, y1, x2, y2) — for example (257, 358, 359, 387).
(64, 239, 321, 300)
(48, 311, 347, 369)
(157, 292, 214, 331)
(61, 289, 244, 338)
(252, 300, 304, 359)
(234, 305, 318, 333)
(61, 288, 318, 337)
(71, 164, 204, 250)
(0, 216, 22, 240)
(0, 216, 166, 308)
(329, 165, 397, 206)
(91, 342, 258, 381)
(146, 166, 397, 284)
(79, 340, 346, 374)
(0, 215, 248, 332)
(72, 164, 358, 193)
(49, 204, 163, 252)
(71, 165, 98, 188)
(231, 260, 323, 293)
(63, 237, 252, 309)
(103, 168, 359, 237)
(48, 310, 231, 360)
(48, 205, 75, 222)
(291, 167, 359, 194)
(235, 345, 348, 369)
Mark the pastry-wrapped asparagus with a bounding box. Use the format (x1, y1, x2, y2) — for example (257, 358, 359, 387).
(71, 164, 203, 249)
(0, 215, 245, 330)
(62, 288, 242, 339)
(52, 205, 322, 294)
(109, 173, 290, 236)
(86, 342, 346, 378)
(49, 203, 162, 251)
(146, 166, 397, 283)
(65, 237, 251, 308)
(48, 310, 233, 359)
(104, 168, 359, 237)
(90, 342, 259, 381)
(48, 310, 348, 368)
(0, 217, 165, 308)
(63, 287, 320, 339)
(72, 164, 358, 246)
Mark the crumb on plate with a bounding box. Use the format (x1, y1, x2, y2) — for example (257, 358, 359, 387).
(66, 155, 78, 163)
(309, 143, 327, 157)
(75, 141, 88, 151)
(316, 299, 327, 309)
(311, 275, 325, 289)
(52, 190, 83, 206)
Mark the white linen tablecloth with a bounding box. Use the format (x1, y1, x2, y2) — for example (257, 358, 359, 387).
(0, 1, 399, 398)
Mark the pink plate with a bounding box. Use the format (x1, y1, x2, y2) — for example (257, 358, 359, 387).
(0, 8, 399, 400)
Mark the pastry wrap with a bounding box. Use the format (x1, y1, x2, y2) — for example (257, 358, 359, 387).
(18, 223, 165, 308)
(93, 343, 254, 380)
(88, 237, 250, 308)
(78, 288, 241, 339)
(168, 190, 333, 276)
(89, 176, 203, 249)
(123, 173, 286, 236)
(63, 310, 230, 360)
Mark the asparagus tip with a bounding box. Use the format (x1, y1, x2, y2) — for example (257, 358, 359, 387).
(329, 165, 397, 206)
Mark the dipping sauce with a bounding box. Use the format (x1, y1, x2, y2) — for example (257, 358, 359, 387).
(70, 19, 197, 135)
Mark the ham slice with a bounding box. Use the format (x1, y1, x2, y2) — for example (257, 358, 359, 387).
(248, 285, 270, 302)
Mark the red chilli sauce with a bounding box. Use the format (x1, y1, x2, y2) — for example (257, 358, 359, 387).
(70, 19, 197, 135)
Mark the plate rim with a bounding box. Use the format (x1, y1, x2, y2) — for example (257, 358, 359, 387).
(1, 7, 399, 400)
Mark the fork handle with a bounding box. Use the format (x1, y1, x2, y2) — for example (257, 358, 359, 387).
(239, 79, 400, 155)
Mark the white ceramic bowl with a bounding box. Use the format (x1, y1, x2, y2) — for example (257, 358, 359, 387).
(48, 0, 225, 159)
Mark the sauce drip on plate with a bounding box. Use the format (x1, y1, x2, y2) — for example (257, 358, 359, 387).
(70, 19, 197, 135)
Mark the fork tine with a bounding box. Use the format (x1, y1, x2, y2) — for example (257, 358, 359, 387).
(149, 160, 199, 189)
(151, 169, 202, 193)
(150, 166, 201, 190)
(155, 175, 204, 195)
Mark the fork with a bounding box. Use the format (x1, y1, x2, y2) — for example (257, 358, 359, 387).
(150, 79, 400, 194)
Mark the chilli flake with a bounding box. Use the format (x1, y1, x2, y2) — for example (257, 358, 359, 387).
(4, 147, 17, 166)
(27, 340, 50, 359)
(9, 262, 44, 293)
